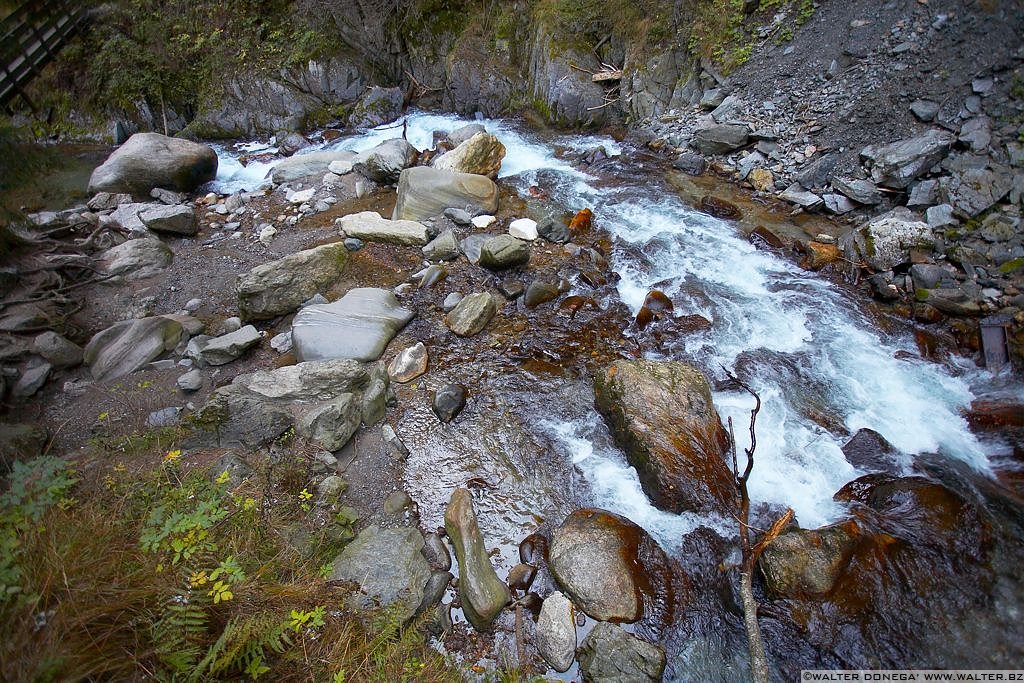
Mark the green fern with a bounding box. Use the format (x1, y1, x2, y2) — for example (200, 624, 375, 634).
(194, 612, 293, 681)
(151, 597, 207, 676)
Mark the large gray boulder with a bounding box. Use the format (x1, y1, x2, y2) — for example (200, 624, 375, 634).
(140, 204, 197, 236)
(444, 488, 510, 631)
(328, 526, 431, 622)
(348, 86, 404, 129)
(593, 360, 736, 515)
(479, 235, 530, 270)
(98, 238, 173, 280)
(291, 287, 414, 362)
(938, 167, 1013, 218)
(353, 139, 417, 184)
(860, 129, 955, 189)
(88, 133, 217, 196)
(337, 211, 429, 246)
(84, 316, 183, 381)
(548, 508, 672, 623)
(445, 292, 497, 337)
(536, 591, 576, 673)
(577, 622, 667, 683)
(392, 167, 498, 222)
(432, 132, 506, 179)
(237, 243, 348, 320)
(845, 209, 935, 272)
(271, 150, 357, 184)
(691, 124, 750, 155)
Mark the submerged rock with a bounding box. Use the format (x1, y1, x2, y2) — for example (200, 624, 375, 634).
(479, 235, 530, 270)
(577, 622, 667, 683)
(237, 243, 348, 320)
(593, 360, 736, 515)
(292, 288, 414, 362)
(444, 488, 511, 631)
(88, 132, 217, 196)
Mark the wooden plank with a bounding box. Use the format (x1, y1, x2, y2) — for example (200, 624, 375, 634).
(592, 70, 622, 83)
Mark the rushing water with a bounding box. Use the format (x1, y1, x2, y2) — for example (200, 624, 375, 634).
(210, 111, 998, 536)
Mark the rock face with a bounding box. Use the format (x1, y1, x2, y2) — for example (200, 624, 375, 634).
(392, 167, 499, 222)
(691, 124, 749, 155)
(337, 211, 429, 246)
(479, 235, 530, 270)
(860, 129, 955, 189)
(87, 133, 217, 196)
(348, 85, 404, 129)
(139, 204, 197, 236)
(292, 288, 414, 362)
(99, 238, 173, 280)
(593, 360, 736, 515)
(443, 488, 511, 631)
(577, 622, 667, 683)
(271, 150, 356, 184)
(432, 132, 506, 179)
(84, 316, 183, 381)
(536, 592, 576, 673)
(445, 292, 497, 337)
(328, 526, 430, 622)
(352, 139, 418, 184)
(237, 243, 348, 320)
(548, 508, 672, 623)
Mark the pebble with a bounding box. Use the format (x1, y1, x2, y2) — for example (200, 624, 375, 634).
(177, 369, 203, 392)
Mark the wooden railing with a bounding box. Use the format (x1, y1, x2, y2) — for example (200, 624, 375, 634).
(0, 0, 87, 111)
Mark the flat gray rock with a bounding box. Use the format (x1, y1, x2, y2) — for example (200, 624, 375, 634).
(99, 238, 173, 280)
(337, 211, 428, 246)
(329, 525, 431, 622)
(861, 129, 955, 189)
(84, 316, 183, 382)
(292, 288, 414, 362)
(186, 325, 261, 366)
(831, 177, 881, 205)
(392, 167, 499, 222)
(140, 204, 198, 235)
(691, 124, 749, 155)
(271, 150, 356, 184)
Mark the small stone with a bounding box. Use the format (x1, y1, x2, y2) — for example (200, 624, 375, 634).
(344, 237, 364, 251)
(146, 406, 182, 427)
(498, 279, 525, 300)
(382, 424, 410, 459)
(388, 342, 428, 383)
(177, 369, 202, 392)
(316, 475, 348, 503)
(270, 331, 293, 354)
(536, 591, 576, 673)
(508, 218, 538, 241)
(384, 490, 412, 514)
(444, 207, 473, 225)
(218, 316, 243, 335)
(442, 293, 463, 312)
(471, 214, 496, 228)
(446, 292, 497, 336)
(926, 204, 957, 229)
(433, 384, 467, 423)
(910, 100, 940, 122)
(258, 225, 277, 245)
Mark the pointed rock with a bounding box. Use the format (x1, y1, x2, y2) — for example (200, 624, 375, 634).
(444, 488, 511, 631)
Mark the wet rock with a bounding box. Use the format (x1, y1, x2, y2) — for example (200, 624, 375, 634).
(432, 132, 505, 179)
(634, 289, 674, 330)
(140, 204, 198, 236)
(548, 508, 672, 623)
(177, 369, 203, 392)
(519, 532, 549, 564)
(32, 332, 82, 369)
(186, 325, 261, 366)
(237, 243, 347, 320)
(760, 522, 860, 598)
(432, 384, 467, 423)
(507, 563, 537, 592)
(831, 177, 882, 205)
(98, 238, 173, 280)
(939, 167, 1013, 218)
(415, 570, 453, 616)
(917, 287, 982, 316)
(443, 488, 511, 631)
(569, 208, 594, 234)
(422, 229, 460, 261)
(536, 591, 576, 673)
(842, 428, 903, 474)
(699, 195, 742, 220)
(88, 132, 217, 196)
(673, 152, 706, 175)
(392, 167, 498, 222)
(337, 210, 429, 246)
(353, 139, 418, 184)
(523, 280, 560, 308)
(578, 622, 666, 683)
(329, 526, 431, 622)
(479, 235, 530, 270)
(498, 279, 525, 300)
(508, 218, 538, 241)
(691, 124, 749, 155)
(84, 316, 183, 381)
(348, 86, 403, 129)
(749, 225, 785, 250)
(593, 360, 735, 515)
(292, 288, 414, 362)
(801, 241, 842, 270)
(296, 394, 360, 451)
(860, 129, 955, 189)
(537, 215, 570, 243)
(848, 210, 934, 271)
(446, 292, 497, 337)
(780, 183, 823, 209)
(388, 342, 428, 383)
(422, 532, 452, 572)
(276, 131, 309, 156)
(0, 423, 47, 473)
(271, 150, 356, 183)
(13, 362, 50, 398)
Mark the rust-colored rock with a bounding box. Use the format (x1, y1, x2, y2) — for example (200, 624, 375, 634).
(749, 167, 775, 192)
(635, 290, 674, 330)
(699, 195, 742, 220)
(593, 360, 736, 514)
(568, 208, 593, 233)
(966, 399, 1024, 429)
(749, 225, 785, 250)
(800, 241, 842, 270)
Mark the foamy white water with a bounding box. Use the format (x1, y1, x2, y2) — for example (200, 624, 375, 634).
(210, 111, 992, 532)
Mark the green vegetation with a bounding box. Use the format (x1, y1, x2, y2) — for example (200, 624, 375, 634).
(0, 432, 458, 681)
(687, 0, 817, 74)
(532, 0, 678, 47)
